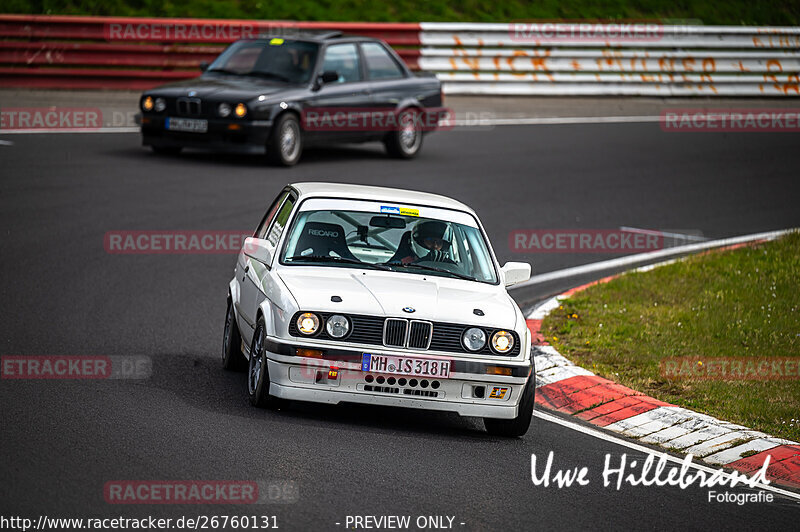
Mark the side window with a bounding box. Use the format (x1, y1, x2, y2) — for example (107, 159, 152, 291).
(255, 191, 288, 239)
(266, 195, 296, 247)
(321, 44, 361, 83)
(362, 42, 404, 80)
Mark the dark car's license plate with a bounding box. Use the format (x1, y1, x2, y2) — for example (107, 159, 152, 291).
(166, 118, 208, 133)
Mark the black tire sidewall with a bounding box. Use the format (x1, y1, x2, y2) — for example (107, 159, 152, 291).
(247, 319, 272, 407)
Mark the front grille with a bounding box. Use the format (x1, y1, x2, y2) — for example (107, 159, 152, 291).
(177, 97, 202, 115)
(408, 321, 432, 350)
(288, 312, 521, 356)
(383, 318, 407, 347)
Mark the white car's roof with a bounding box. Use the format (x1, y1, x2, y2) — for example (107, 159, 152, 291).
(289, 182, 475, 214)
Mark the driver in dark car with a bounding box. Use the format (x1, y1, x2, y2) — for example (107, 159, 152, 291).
(390, 220, 455, 265)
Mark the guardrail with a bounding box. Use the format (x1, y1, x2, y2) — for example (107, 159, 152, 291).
(419, 22, 800, 96)
(1, 15, 798, 96)
(0, 15, 420, 89)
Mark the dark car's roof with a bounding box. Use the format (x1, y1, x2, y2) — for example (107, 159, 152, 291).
(240, 31, 378, 44)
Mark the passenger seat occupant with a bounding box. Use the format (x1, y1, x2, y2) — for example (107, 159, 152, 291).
(294, 222, 356, 260)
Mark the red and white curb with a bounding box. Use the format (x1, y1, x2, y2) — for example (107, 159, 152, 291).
(526, 230, 800, 490)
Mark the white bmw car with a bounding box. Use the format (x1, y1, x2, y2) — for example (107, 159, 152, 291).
(223, 182, 535, 436)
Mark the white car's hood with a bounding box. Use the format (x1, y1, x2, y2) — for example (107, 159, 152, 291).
(277, 267, 518, 329)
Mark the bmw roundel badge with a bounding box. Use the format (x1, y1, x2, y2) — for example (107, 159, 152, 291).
(402, 307, 415, 313)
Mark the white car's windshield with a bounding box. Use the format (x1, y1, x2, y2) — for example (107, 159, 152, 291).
(280, 207, 498, 284)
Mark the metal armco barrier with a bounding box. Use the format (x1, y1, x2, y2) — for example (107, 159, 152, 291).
(419, 22, 800, 96)
(0, 15, 420, 89)
(1, 15, 798, 96)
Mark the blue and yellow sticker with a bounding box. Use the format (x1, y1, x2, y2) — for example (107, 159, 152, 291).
(380, 205, 419, 217)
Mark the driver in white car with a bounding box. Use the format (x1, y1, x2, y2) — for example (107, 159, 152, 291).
(391, 220, 456, 265)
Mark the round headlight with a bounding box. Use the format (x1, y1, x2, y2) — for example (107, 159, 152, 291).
(462, 327, 486, 352)
(142, 96, 154, 111)
(218, 103, 231, 117)
(234, 103, 247, 118)
(296, 313, 320, 335)
(154, 97, 166, 112)
(325, 315, 350, 338)
(491, 330, 515, 354)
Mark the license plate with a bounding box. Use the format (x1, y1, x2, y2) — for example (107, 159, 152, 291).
(166, 117, 208, 133)
(362, 354, 451, 379)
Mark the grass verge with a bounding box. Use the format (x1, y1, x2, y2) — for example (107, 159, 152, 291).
(542, 231, 800, 441)
(3, 0, 799, 26)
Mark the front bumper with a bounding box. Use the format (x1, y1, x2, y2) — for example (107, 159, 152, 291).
(262, 338, 532, 419)
(141, 116, 273, 154)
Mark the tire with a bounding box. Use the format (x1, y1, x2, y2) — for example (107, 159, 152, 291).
(384, 108, 423, 159)
(222, 297, 247, 371)
(247, 317, 278, 408)
(484, 372, 535, 437)
(267, 113, 302, 166)
(151, 145, 182, 156)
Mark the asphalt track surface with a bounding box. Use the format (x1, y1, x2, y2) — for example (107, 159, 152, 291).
(1, 124, 800, 530)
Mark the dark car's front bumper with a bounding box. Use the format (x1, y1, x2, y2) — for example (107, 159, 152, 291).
(141, 115, 273, 154)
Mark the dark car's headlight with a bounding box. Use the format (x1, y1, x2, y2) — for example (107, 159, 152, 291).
(325, 315, 350, 338)
(296, 313, 320, 335)
(154, 98, 166, 112)
(491, 330, 515, 354)
(462, 327, 486, 352)
(234, 103, 247, 118)
(218, 103, 231, 117)
(142, 96, 154, 111)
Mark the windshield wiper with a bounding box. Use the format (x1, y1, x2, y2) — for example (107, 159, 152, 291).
(247, 71, 291, 82)
(206, 68, 242, 75)
(285, 255, 391, 271)
(389, 262, 477, 282)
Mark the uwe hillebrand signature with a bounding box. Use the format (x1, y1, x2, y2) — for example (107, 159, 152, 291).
(531, 451, 772, 490)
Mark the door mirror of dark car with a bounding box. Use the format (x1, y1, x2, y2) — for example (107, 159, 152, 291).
(199, 61, 209, 72)
(244, 237, 273, 266)
(320, 70, 340, 83)
(312, 70, 341, 90)
(501, 262, 532, 287)
(369, 215, 407, 229)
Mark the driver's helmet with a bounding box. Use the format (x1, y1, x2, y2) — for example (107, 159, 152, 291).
(411, 220, 453, 261)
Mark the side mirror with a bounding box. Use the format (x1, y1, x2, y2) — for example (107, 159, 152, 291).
(243, 237, 273, 266)
(199, 61, 209, 72)
(320, 70, 340, 84)
(501, 262, 531, 287)
(313, 71, 338, 90)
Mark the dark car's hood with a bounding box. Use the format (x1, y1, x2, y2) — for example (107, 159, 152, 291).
(147, 75, 305, 101)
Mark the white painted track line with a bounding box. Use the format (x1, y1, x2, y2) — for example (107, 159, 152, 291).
(533, 409, 800, 502)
